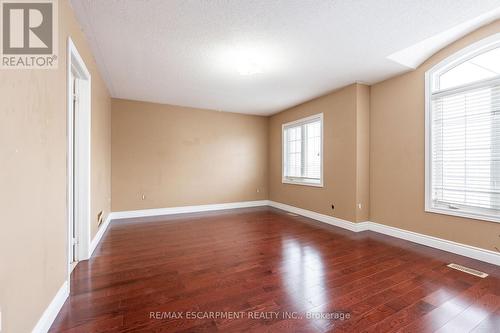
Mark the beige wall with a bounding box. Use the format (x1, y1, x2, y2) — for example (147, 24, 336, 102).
(356, 84, 370, 222)
(268, 84, 369, 222)
(90, 58, 112, 239)
(111, 99, 268, 211)
(1, 5, 499, 331)
(370, 20, 500, 252)
(0, 0, 111, 332)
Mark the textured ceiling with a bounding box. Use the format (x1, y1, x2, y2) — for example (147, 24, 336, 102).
(70, 0, 500, 115)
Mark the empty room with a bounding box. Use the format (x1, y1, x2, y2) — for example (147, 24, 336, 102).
(2, 1, 500, 332)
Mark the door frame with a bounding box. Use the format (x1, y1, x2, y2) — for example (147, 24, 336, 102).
(67, 37, 91, 286)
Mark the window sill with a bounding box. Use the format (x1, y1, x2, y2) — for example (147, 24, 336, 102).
(282, 179, 324, 188)
(425, 205, 500, 224)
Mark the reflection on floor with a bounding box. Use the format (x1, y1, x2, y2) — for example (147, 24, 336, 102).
(50, 207, 500, 332)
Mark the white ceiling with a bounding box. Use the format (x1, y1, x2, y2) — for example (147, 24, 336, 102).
(70, 0, 500, 115)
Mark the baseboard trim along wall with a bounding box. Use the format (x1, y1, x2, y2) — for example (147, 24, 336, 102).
(267, 201, 362, 232)
(361, 221, 500, 266)
(89, 214, 113, 257)
(37, 199, 499, 332)
(110, 200, 270, 220)
(31, 281, 69, 333)
(105, 200, 499, 266)
(266, 201, 499, 266)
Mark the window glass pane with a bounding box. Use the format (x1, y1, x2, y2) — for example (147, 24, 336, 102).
(283, 116, 322, 185)
(305, 121, 321, 179)
(285, 125, 302, 178)
(431, 85, 500, 212)
(438, 47, 500, 91)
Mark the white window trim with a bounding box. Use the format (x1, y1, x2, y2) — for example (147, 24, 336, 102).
(425, 32, 500, 224)
(282, 113, 324, 187)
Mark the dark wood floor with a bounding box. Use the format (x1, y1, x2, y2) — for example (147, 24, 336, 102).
(50, 207, 500, 332)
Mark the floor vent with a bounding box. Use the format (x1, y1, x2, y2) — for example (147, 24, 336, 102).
(286, 212, 299, 217)
(447, 263, 488, 278)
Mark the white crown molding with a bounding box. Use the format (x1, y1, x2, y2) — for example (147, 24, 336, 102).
(31, 281, 69, 333)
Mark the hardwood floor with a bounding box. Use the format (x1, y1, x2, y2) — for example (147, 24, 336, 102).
(50, 207, 500, 332)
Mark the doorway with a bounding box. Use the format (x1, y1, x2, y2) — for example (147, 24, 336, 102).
(67, 38, 91, 284)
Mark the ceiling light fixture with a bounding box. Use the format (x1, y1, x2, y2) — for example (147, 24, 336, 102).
(237, 59, 264, 76)
(216, 45, 270, 76)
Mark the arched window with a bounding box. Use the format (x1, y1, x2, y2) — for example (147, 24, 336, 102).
(425, 33, 500, 223)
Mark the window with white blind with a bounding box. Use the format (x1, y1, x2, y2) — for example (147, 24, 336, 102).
(282, 113, 323, 186)
(425, 34, 500, 223)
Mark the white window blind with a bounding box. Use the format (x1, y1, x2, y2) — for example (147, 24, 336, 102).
(282, 114, 323, 186)
(427, 39, 500, 222)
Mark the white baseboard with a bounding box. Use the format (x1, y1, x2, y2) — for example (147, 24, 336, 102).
(31, 199, 498, 333)
(268, 201, 362, 232)
(32, 281, 69, 333)
(362, 221, 500, 266)
(111, 200, 270, 220)
(267, 200, 500, 266)
(89, 214, 113, 257)
(85, 201, 270, 259)
(91, 199, 500, 267)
